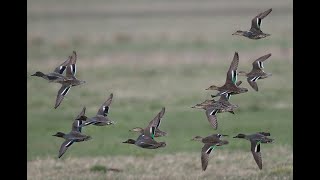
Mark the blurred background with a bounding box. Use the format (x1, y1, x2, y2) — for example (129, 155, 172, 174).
(27, 0, 292, 179)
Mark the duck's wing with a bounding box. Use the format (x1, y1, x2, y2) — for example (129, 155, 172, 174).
(53, 57, 71, 74)
(75, 107, 86, 120)
(250, 141, 263, 170)
(252, 53, 272, 70)
(58, 140, 74, 158)
(250, 8, 272, 33)
(205, 107, 218, 129)
(73, 107, 87, 132)
(247, 77, 259, 91)
(64, 51, 77, 77)
(201, 143, 216, 171)
(225, 52, 239, 85)
(71, 119, 84, 132)
(69, 51, 77, 76)
(97, 93, 113, 116)
(146, 107, 166, 133)
(54, 85, 71, 109)
(72, 108, 86, 132)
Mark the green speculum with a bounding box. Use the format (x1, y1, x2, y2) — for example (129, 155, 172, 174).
(150, 127, 156, 139)
(232, 70, 237, 84)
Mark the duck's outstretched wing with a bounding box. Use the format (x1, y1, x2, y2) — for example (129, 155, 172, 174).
(205, 107, 218, 129)
(250, 8, 272, 33)
(201, 143, 216, 171)
(54, 85, 71, 109)
(252, 53, 271, 70)
(247, 77, 259, 91)
(97, 93, 113, 116)
(225, 52, 239, 85)
(251, 141, 262, 170)
(58, 140, 74, 158)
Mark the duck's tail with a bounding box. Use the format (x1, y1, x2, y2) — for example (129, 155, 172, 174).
(157, 142, 166, 148)
(237, 71, 247, 76)
(191, 136, 203, 141)
(266, 73, 272, 78)
(84, 135, 92, 141)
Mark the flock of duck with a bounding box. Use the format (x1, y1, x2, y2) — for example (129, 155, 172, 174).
(31, 8, 275, 171)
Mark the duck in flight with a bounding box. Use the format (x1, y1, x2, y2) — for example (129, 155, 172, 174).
(232, 8, 272, 40)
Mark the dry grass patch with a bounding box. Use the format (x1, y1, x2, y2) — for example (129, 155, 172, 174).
(28, 146, 292, 180)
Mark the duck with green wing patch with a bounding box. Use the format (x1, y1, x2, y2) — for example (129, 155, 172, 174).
(206, 52, 248, 97)
(130, 107, 167, 138)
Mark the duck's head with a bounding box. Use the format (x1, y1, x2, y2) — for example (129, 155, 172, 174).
(52, 132, 65, 138)
(31, 71, 45, 77)
(122, 139, 136, 144)
(233, 133, 246, 138)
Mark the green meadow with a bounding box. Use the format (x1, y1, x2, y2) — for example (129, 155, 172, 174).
(28, 0, 292, 179)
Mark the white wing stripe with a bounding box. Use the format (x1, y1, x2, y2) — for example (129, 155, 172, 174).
(65, 141, 73, 147)
(61, 86, 71, 96)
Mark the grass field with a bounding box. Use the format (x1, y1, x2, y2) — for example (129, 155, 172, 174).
(28, 0, 292, 179)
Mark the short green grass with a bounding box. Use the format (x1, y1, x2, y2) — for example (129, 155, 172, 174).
(27, 60, 292, 159)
